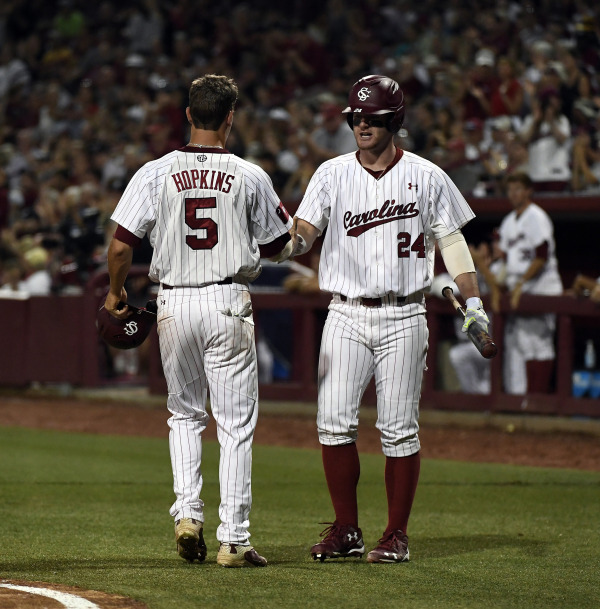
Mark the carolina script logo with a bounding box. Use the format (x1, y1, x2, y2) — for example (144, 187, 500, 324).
(124, 321, 139, 336)
(344, 200, 419, 237)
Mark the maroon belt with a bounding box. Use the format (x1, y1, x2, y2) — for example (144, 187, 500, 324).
(162, 278, 233, 290)
(339, 294, 406, 308)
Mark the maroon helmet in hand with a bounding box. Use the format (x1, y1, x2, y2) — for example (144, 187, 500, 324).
(97, 299, 157, 350)
(342, 74, 405, 133)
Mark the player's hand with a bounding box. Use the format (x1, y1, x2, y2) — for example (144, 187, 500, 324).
(510, 281, 523, 309)
(105, 287, 130, 320)
(462, 298, 489, 334)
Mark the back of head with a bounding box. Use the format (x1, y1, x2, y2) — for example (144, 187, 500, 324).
(188, 75, 239, 131)
(342, 74, 405, 133)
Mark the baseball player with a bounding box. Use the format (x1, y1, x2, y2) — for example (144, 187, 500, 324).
(105, 74, 294, 567)
(481, 172, 562, 394)
(291, 75, 487, 563)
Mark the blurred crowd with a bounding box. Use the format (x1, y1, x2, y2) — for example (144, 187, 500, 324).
(0, 0, 599, 295)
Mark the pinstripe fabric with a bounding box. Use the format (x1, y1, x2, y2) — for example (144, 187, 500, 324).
(297, 148, 473, 457)
(296, 150, 475, 298)
(111, 147, 291, 545)
(159, 284, 257, 543)
(111, 149, 292, 286)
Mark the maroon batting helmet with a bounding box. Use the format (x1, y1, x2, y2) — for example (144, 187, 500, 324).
(342, 74, 405, 133)
(97, 300, 157, 350)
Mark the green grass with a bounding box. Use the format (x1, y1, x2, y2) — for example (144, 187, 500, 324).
(0, 426, 598, 609)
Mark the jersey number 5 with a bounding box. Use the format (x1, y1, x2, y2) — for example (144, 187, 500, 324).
(397, 232, 425, 258)
(185, 197, 218, 250)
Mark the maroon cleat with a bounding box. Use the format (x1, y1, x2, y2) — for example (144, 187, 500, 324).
(310, 522, 365, 562)
(366, 529, 409, 563)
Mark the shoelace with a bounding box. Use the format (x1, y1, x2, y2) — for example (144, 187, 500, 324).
(318, 522, 340, 540)
(377, 529, 405, 548)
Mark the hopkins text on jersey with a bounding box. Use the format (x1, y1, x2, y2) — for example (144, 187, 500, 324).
(172, 169, 235, 194)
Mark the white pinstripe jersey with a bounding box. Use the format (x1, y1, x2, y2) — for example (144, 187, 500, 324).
(498, 202, 562, 294)
(295, 149, 475, 298)
(111, 147, 292, 285)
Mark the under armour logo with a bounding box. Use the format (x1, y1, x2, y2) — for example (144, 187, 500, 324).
(408, 182, 418, 191)
(357, 87, 371, 101)
(347, 532, 358, 542)
(124, 321, 139, 336)
(197, 154, 207, 162)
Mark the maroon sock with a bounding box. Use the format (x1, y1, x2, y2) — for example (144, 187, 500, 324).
(384, 452, 421, 534)
(321, 443, 360, 528)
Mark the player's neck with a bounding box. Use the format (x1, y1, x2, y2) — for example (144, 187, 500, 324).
(358, 142, 397, 171)
(514, 200, 532, 217)
(188, 127, 227, 149)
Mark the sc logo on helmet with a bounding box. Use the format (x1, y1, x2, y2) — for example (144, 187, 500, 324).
(357, 87, 371, 101)
(124, 321, 139, 336)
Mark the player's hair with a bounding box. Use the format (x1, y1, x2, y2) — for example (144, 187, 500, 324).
(188, 75, 238, 131)
(506, 172, 533, 189)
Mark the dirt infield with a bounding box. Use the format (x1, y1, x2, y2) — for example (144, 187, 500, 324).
(1, 391, 599, 471)
(0, 579, 148, 609)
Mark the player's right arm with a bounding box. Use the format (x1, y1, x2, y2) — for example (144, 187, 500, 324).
(291, 217, 320, 257)
(106, 236, 133, 320)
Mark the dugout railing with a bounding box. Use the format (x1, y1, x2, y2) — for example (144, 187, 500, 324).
(0, 278, 599, 418)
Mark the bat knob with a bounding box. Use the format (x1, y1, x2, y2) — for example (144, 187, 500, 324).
(482, 342, 498, 359)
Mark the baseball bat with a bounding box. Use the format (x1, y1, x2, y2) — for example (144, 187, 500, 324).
(442, 286, 498, 359)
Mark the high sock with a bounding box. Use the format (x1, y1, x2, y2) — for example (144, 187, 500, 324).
(384, 452, 421, 535)
(321, 443, 360, 528)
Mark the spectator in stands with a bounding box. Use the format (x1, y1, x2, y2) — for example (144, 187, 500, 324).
(489, 56, 523, 123)
(460, 48, 499, 122)
(304, 102, 356, 163)
(520, 87, 571, 192)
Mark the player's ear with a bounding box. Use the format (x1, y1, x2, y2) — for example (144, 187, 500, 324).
(226, 110, 234, 127)
(186, 107, 193, 125)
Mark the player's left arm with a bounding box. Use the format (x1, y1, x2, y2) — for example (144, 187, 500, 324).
(437, 229, 489, 332)
(106, 235, 134, 320)
(510, 242, 548, 309)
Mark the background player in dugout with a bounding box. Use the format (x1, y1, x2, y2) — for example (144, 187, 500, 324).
(291, 75, 489, 563)
(471, 172, 563, 394)
(104, 75, 295, 568)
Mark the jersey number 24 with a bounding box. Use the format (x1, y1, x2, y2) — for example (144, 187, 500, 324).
(397, 232, 425, 258)
(185, 197, 218, 250)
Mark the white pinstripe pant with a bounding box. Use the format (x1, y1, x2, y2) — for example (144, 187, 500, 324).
(318, 296, 428, 457)
(157, 284, 257, 544)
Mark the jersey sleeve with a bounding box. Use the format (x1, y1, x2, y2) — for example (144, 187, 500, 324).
(247, 165, 292, 244)
(525, 206, 553, 248)
(427, 166, 476, 239)
(294, 163, 331, 233)
(110, 164, 155, 238)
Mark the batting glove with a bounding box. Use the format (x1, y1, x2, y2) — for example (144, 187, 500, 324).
(462, 297, 490, 334)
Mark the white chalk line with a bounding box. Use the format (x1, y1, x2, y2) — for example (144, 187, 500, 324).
(0, 583, 100, 609)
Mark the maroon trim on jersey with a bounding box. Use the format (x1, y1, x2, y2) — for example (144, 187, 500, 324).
(356, 146, 404, 179)
(114, 225, 142, 247)
(535, 240, 549, 260)
(179, 146, 230, 154)
(259, 233, 291, 258)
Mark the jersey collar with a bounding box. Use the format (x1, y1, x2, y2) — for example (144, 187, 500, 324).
(356, 146, 403, 180)
(179, 146, 230, 154)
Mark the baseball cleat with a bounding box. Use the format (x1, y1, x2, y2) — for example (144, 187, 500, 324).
(310, 522, 365, 561)
(217, 543, 268, 567)
(175, 518, 207, 563)
(366, 529, 409, 563)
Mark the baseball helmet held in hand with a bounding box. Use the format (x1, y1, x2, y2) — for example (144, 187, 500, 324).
(343, 74, 405, 133)
(97, 299, 157, 350)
